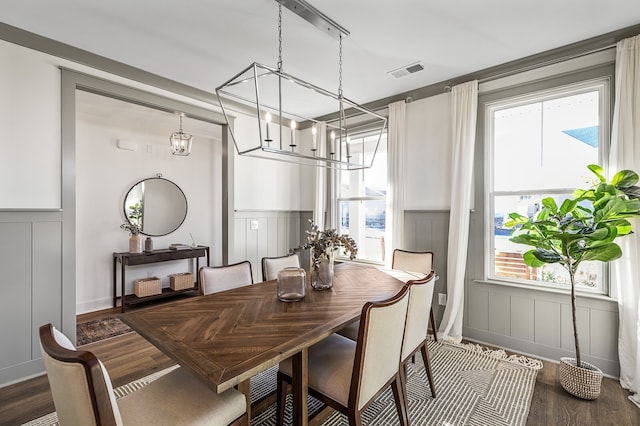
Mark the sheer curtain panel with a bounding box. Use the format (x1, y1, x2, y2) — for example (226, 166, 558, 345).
(386, 101, 407, 267)
(609, 34, 640, 409)
(439, 81, 478, 342)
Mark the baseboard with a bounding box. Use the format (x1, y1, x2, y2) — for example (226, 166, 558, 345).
(76, 298, 114, 315)
(463, 326, 620, 378)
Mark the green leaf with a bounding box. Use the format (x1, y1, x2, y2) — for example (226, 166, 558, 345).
(509, 234, 544, 247)
(582, 227, 611, 241)
(542, 197, 558, 214)
(573, 188, 596, 201)
(609, 219, 633, 236)
(504, 212, 529, 228)
(588, 164, 606, 182)
(612, 169, 639, 189)
(580, 243, 622, 262)
(622, 185, 640, 200)
(559, 199, 578, 216)
(595, 198, 626, 222)
(532, 249, 563, 264)
(523, 250, 546, 267)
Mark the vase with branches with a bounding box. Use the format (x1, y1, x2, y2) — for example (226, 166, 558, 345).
(121, 222, 142, 253)
(506, 164, 640, 398)
(290, 219, 358, 290)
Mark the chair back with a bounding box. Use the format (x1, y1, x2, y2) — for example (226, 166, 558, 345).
(350, 285, 410, 411)
(392, 249, 433, 274)
(199, 260, 254, 295)
(39, 323, 122, 426)
(401, 272, 436, 361)
(261, 254, 300, 281)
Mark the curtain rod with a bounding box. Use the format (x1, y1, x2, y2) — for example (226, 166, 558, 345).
(476, 43, 616, 85)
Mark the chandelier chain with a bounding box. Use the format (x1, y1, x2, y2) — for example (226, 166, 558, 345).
(338, 34, 343, 97)
(277, 4, 283, 72)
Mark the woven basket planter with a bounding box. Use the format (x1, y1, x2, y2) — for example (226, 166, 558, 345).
(559, 357, 603, 400)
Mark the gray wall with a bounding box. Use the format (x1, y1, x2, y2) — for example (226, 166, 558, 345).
(0, 210, 63, 385)
(463, 63, 620, 376)
(404, 211, 450, 325)
(232, 210, 312, 281)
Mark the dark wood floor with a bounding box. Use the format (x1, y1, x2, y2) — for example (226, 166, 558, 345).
(1, 306, 639, 426)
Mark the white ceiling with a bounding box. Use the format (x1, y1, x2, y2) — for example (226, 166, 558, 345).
(2, 0, 640, 111)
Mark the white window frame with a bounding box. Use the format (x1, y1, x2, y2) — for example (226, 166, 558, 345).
(484, 77, 610, 295)
(334, 129, 388, 265)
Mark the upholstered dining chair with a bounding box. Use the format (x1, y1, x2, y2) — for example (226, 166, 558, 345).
(39, 323, 248, 426)
(261, 253, 300, 281)
(337, 249, 438, 343)
(392, 249, 438, 342)
(199, 260, 253, 295)
(400, 272, 437, 401)
(276, 285, 411, 426)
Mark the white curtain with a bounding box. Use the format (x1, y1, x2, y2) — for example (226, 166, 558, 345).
(313, 122, 328, 230)
(386, 101, 407, 267)
(439, 80, 478, 342)
(609, 34, 640, 409)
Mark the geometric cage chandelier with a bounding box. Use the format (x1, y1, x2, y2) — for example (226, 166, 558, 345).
(215, 0, 387, 170)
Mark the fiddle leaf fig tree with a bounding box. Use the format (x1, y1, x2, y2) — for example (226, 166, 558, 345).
(505, 164, 640, 368)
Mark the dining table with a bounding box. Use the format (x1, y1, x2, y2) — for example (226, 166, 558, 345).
(119, 263, 423, 426)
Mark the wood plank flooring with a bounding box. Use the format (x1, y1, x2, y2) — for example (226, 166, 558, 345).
(1, 306, 638, 426)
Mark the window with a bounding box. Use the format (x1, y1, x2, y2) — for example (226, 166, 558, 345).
(486, 79, 609, 293)
(337, 131, 387, 263)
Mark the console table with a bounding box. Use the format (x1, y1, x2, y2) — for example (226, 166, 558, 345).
(113, 246, 210, 312)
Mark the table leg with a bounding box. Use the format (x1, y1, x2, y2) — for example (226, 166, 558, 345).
(121, 261, 126, 313)
(238, 379, 251, 422)
(291, 348, 308, 426)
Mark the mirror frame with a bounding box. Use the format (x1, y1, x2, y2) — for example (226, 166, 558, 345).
(123, 176, 188, 237)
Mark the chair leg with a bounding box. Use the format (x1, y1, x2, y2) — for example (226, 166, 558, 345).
(276, 372, 288, 426)
(420, 343, 436, 398)
(429, 308, 438, 342)
(347, 410, 363, 426)
(398, 362, 410, 419)
(391, 373, 409, 426)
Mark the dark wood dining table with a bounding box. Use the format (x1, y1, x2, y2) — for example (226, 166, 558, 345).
(119, 263, 413, 426)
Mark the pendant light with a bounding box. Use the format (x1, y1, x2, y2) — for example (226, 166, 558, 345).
(170, 113, 193, 156)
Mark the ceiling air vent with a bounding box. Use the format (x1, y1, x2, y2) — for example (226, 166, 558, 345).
(388, 62, 425, 79)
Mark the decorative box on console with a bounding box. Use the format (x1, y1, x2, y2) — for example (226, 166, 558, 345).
(169, 272, 194, 290)
(134, 277, 162, 297)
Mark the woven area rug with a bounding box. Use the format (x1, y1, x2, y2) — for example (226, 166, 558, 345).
(23, 340, 540, 426)
(76, 316, 133, 346)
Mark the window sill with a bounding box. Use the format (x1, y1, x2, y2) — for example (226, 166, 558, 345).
(336, 257, 384, 267)
(474, 279, 617, 303)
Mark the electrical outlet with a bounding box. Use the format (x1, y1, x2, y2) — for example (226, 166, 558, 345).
(438, 293, 447, 306)
(250, 220, 259, 230)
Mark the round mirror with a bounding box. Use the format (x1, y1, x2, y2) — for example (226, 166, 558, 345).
(123, 177, 187, 236)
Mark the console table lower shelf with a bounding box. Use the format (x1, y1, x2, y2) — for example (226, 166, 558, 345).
(113, 246, 210, 312)
(122, 286, 200, 307)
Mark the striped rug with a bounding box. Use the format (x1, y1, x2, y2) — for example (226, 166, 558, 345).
(24, 341, 540, 426)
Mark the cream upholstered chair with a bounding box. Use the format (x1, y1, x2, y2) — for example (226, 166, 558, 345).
(39, 323, 247, 426)
(199, 260, 253, 295)
(400, 272, 437, 401)
(261, 253, 300, 281)
(276, 285, 411, 426)
(337, 249, 438, 342)
(392, 249, 438, 342)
